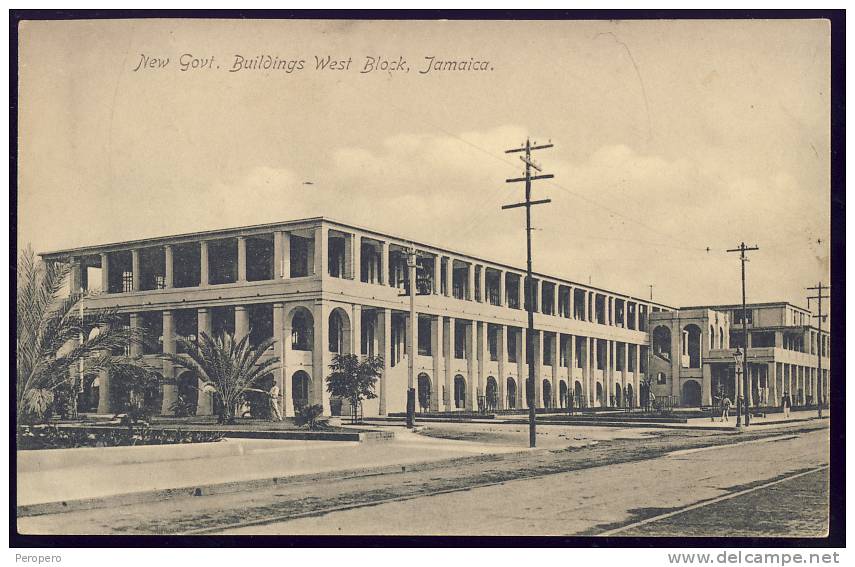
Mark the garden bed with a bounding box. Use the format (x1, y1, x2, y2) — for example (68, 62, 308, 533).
(16, 424, 224, 451)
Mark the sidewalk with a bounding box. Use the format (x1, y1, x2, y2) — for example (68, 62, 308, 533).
(17, 427, 524, 512)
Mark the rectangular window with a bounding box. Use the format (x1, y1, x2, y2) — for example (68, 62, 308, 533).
(507, 331, 518, 363)
(488, 327, 498, 362)
(543, 336, 553, 366)
(122, 270, 134, 293)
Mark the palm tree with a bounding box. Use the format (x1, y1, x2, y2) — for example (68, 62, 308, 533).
(16, 246, 151, 422)
(165, 331, 279, 424)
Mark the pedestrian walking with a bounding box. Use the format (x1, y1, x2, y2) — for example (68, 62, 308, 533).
(721, 396, 732, 422)
(782, 390, 791, 418)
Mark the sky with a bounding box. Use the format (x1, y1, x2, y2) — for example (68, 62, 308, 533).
(17, 18, 831, 309)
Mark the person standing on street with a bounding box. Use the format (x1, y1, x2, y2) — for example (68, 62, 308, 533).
(782, 390, 791, 418)
(269, 383, 283, 421)
(721, 396, 732, 422)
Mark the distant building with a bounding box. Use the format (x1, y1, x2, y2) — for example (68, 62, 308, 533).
(651, 302, 830, 408)
(40, 217, 830, 417)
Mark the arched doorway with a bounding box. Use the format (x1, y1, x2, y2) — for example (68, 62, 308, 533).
(615, 383, 623, 407)
(595, 382, 604, 407)
(417, 373, 431, 412)
(682, 379, 702, 407)
(506, 377, 517, 409)
(574, 381, 583, 408)
(542, 380, 552, 409)
(486, 376, 498, 411)
(454, 375, 466, 409)
(292, 370, 310, 410)
(328, 308, 351, 354)
(176, 370, 199, 416)
(626, 383, 634, 408)
(559, 381, 568, 409)
(640, 380, 650, 409)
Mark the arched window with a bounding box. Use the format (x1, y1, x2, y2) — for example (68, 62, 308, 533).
(329, 311, 344, 353)
(683, 325, 702, 368)
(710, 325, 716, 350)
(652, 326, 672, 360)
(291, 309, 314, 351)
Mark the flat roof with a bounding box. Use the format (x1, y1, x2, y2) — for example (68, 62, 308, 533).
(39, 215, 676, 309)
(680, 301, 811, 314)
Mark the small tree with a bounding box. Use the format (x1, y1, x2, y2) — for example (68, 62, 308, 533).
(326, 353, 382, 424)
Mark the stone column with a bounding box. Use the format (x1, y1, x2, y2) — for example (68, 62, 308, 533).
(569, 334, 577, 405)
(465, 321, 475, 410)
(131, 249, 141, 292)
(348, 234, 362, 282)
(532, 330, 542, 408)
(196, 308, 214, 416)
(431, 316, 443, 411)
(273, 303, 287, 417)
(164, 245, 174, 288)
(282, 232, 292, 279)
(635, 343, 642, 408)
(377, 308, 391, 414)
(200, 241, 209, 287)
(609, 297, 616, 326)
(477, 266, 486, 302)
(445, 258, 453, 297)
(443, 317, 453, 409)
(497, 325, 506, 410)
(551, 334, 559, 408)
(768, 361, 778, 406)
(583, 291, 590, 322)
(702, 363, 712, 406)
(605, 340, 612, 407)
(378, 242, 389, 286)
(591, 337, 598, 406)
(313, 225, 328, 278)
(237, 237, 247, 282)
(283, 308, 295, 418)
(235, 305, 249, 341)
(515, 328, 525, 408)
(433, 255, 441, 295)
(312, 301, 331, 414)
(100, 253, 110, 293)
(466, 264, 475, 301)
(160, 311, 177, 416)
(69, 258, 82, 292)
(477, 321, 487, 404)
(351, 304, 362, 357)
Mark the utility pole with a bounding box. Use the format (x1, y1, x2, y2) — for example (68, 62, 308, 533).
(649, 284, 654, 301)
(401, 245, 430, 428)
(502, 137, 554, 448)
(807, 282, 830, 419)
(726, 242, 759, 428)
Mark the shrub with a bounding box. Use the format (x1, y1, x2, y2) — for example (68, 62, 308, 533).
(16, 424, 224, 450)
(294, 404, 328, 430)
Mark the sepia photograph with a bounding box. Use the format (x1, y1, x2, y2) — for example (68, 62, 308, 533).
(11, 11, 843, 547)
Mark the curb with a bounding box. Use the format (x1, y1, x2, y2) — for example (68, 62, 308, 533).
(16, 448, 534, 518)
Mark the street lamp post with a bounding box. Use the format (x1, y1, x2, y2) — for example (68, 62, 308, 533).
(733, 347, 744, 429)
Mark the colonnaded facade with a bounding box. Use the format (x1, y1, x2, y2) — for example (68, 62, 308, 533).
(40, 217, 831, 417)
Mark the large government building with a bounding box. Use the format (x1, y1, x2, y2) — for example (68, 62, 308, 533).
(40, 217, 831, 417)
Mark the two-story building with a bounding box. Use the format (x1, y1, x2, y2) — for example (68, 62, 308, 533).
(649, 302, 830, 409)
(40, 217, 830, 417)
(40, 217, 678, 417)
